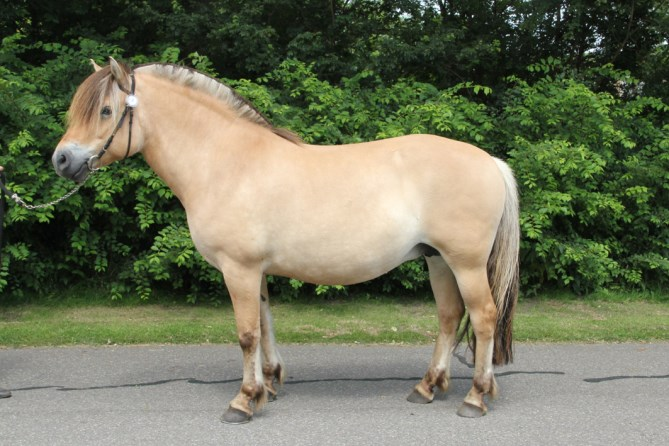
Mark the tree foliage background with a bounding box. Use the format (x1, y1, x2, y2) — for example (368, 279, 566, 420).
(1, 0, 668, 301)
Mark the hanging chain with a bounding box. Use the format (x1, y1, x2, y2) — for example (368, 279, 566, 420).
(6, 172, 93, 210)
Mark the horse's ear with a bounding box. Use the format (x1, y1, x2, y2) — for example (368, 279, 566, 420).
(109, 57, 131, 92)
(90, 59, 103, 72)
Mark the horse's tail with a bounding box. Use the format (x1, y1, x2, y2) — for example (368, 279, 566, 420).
(459, 157, 520, 365)
(488, 158, 520, 365)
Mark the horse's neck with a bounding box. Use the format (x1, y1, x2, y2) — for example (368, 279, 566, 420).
(137, 77, 273, 206)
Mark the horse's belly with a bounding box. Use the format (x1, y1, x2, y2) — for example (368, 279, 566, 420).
(265, 234, 422, 286)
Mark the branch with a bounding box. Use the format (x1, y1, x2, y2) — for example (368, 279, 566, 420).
(611, 0, 636, 64)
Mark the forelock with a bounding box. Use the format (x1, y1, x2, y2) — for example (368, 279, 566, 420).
(67, 66, 118, 126)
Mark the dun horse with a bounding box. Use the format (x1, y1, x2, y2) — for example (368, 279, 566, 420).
(52, 58, 520, 424)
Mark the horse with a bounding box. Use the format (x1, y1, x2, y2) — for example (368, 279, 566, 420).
(52, 58, 520, 424)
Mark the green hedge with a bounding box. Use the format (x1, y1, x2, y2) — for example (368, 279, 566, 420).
(1, 36, 668, 301)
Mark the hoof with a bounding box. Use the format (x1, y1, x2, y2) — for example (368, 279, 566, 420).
(457, 402, 486, 418)
(267, 391, 278, 402)
(221, 407, 252, 425)
(406, 388, 433, 404)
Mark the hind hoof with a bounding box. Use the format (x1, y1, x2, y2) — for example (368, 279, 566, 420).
(406, 388, 433, 404)
(457, 402, 486, 418)
(221, 407, 252, 424)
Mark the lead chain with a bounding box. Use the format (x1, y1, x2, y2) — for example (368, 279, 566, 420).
(8, 173, 92, 210)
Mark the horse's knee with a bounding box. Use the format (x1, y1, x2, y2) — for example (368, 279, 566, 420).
(238, 330, 259, 350)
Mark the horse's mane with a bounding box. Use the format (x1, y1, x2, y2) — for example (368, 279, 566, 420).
(69, 62, 301, 145)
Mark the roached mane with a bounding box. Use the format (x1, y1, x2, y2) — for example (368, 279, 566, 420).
(68, 61, 302, 145)
(137, 63, 302, 144)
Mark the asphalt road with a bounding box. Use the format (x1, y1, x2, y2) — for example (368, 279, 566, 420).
(0, 343, 667, 445)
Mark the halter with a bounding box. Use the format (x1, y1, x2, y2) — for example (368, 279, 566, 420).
(87, 71, 138, 171)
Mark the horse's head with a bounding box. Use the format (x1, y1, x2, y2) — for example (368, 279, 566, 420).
(53, 57, 142, 182)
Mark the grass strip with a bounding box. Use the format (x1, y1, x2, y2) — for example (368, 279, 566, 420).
(1, 296, 668, 347)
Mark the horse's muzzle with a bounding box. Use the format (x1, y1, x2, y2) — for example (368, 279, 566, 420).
(52, 145, 92, 183)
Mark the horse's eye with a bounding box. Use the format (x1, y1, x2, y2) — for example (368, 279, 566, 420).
(101, 106, 112, 118)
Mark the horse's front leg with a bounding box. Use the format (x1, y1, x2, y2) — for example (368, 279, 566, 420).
(260, 275, 285, 401)
(221, 264, 266, 424)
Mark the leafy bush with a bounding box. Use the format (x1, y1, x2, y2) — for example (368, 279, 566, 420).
(499, 63, 669, 293)
(1, 35, 668, 301)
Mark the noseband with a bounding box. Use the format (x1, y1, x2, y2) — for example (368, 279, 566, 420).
(87, 71, 138, 171)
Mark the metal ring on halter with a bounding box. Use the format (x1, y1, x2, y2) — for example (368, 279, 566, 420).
(87, 154, 101, 172)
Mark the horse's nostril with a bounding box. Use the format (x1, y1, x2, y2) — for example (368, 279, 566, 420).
(52, 148, 73, 175)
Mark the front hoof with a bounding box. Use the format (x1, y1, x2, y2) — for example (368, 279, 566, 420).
(406, 388, 433, 404)
(456, 402, 487, 418)
(221, 407, 252, 424)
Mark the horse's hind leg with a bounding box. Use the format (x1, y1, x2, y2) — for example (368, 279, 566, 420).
(408, 255, 465, 404)
(260, 275, 285, 401)
(453, 267, 498, 418)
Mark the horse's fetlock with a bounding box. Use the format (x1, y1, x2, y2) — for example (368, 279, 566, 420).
(240, 382, 262, 398)
(473, 373, 495, 395)
(253, 385, 269, 410)
(275, 363, 285, 384)
(489, 375, 499, 399)
(434, 370, 448, 392)
(425, 368, 449, 392)
(263, 363, 282, 381)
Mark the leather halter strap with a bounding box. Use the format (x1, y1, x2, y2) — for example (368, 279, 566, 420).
(87, 71, 137, 171)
